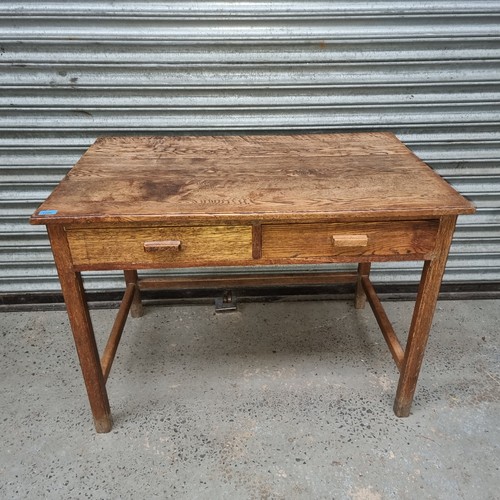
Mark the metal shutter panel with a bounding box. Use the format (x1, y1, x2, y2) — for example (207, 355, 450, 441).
(1, 1, 499, 292)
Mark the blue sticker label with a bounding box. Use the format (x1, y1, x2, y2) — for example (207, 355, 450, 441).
(39, 209, 58, 215)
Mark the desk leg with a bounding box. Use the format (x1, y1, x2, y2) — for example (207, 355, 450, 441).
(393, 216, 457, 417)
(48, 226, 112, 432)
(355, 262, 371, 309)
(124, 270, 143, 318)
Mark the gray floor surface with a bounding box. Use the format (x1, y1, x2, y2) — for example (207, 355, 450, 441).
(1, 298, 499, 499)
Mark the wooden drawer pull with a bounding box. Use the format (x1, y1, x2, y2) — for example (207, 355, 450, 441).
(144, 240, 182, 252)
(332, 234, 368, 247)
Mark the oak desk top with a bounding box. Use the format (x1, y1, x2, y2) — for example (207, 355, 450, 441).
(31, 132, 474, 226)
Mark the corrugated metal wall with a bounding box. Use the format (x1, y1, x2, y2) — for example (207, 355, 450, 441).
(1, 1, 499, 293)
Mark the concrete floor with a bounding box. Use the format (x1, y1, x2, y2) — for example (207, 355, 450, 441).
(1, 298, 499, 499)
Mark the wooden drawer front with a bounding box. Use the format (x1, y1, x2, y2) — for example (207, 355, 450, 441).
(67, 225, 253, 268)
(262, 220, 439, 259)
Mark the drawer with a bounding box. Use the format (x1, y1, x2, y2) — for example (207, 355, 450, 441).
(261, 220, 439, 260)
(67, 225, 253, 269)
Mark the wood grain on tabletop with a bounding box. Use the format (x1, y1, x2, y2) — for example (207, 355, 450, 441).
(31, 133, 475, 225)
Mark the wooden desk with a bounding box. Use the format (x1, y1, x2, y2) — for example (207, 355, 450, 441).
(31, 133, 475, 432)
